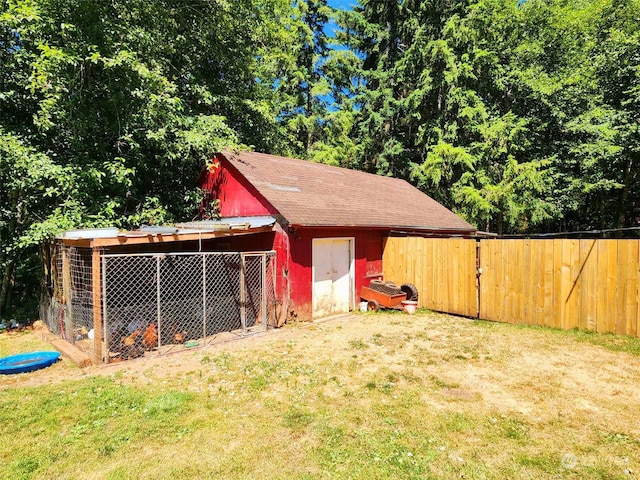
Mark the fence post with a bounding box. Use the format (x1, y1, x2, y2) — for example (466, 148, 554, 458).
(202, 254, 207, 339)
(61, 247, 73, 342)
(92, 247, 103, 364)
(156, 255, 162, 349)
(240, 254, 246, 334)
(261, 253, 267, 331)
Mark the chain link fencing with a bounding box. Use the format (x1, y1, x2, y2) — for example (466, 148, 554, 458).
(102, 251, 276, 362)
(41, 246, 277, 363)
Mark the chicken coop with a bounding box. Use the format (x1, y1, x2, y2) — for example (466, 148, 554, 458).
(41, 222, 278, 364)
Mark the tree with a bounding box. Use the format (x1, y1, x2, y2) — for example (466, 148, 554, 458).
(339, 0, 639, 234)
(0, 0, 295, 320)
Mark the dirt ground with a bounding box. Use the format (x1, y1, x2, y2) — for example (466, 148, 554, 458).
(2, 311, 640, 477)
(3, 312, 640, 424)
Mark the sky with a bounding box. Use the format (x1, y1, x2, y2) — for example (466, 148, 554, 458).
(327, 0, 357, 10)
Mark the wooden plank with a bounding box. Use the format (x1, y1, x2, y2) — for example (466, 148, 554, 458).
(479, 240, 489, 319)
(513, 240, 524, 324)
(541, 240, 555, 328)
(606, 240, 618, 334)
(529, 240, 540, 325)
(552, 239, 564, 330)
(579, 239, 598, 331)
(480, 240, 493, 321)
(451, 240, 460, 315)
(493, 240, 510, 322)
(462, 239, 475, 317)
(415, 237, 424, 308)
(422, 239, 434, 310)
(623, 240, 638, 337)
(615, 240, 627, 335)
(564, 239, 580, 330)
(522, 239, 532, 324)
(532, 240, 544, 326)
(435, 239, 442, 311)
(474, 241, 480, 318)
(637, 241, 640, 339)
(467, 240, 478, 317)
(405, 236, 416, 283)
(596, 240, 609, 333)
(504, 240, 516, 323)
(383, 236, 397, 281)
(496, 240, 506, 322)
(422, 239, 431, 309)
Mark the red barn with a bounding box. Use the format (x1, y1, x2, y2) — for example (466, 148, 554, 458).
(197, 151, 475, 323)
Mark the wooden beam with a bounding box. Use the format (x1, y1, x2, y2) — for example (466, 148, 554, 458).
(61, 247, 73, 341)
(56, 226, 274, 249)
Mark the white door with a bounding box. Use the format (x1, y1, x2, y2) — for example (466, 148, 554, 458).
(312, 238, 353, 318)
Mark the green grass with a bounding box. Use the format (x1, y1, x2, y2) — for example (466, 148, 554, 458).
(1, 313, 640, 479)
(496, 320, 640, 357)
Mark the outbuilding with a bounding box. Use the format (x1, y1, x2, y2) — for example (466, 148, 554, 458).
(197, 151, 476, 322)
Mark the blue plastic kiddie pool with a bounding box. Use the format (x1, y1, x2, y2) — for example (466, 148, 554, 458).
(0, 351, 61, 374)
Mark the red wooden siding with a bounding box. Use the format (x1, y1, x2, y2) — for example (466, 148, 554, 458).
(197, 155, 388, 321)
(197, 153, 278, 218)
(287, 228, 385, 320)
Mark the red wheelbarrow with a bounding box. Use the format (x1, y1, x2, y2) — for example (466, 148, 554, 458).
(360, 280, 418, 312)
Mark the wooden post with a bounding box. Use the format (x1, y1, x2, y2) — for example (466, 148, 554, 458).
(61, 247, 73, 341)
(92, 246, 103, 364)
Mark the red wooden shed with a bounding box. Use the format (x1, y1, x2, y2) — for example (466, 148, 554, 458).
(197, 151, 476, 323)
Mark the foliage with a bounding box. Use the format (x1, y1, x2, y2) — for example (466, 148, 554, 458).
(1, 0, 640, 319)
(340, 0, 640, 234)
(0, 0, 294, 319)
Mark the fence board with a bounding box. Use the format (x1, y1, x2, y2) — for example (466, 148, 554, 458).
(567, 239, 581, 330)
(579, 239, 598, 331)
(531, 241, 543, 326)
(623, 241, 638, 337)
(382, 237, 477, 317)
(606, 241, 618, 334)
(552, 239, 563, 330)
(637, 241, 640, 338)
(383, 237, 640, 339)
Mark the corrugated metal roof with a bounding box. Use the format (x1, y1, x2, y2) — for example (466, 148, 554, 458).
(220, 151, 476, 232)
(176, 217, 276, 230)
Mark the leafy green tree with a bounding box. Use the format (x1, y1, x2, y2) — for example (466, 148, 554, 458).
(340, 0, 639, 234)
(0, 0, 295, 319)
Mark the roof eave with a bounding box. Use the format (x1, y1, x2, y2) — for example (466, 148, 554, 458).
(288, 223, 476, 233)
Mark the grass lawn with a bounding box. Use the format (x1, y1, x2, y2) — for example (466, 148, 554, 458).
(1, 311, 639, 479)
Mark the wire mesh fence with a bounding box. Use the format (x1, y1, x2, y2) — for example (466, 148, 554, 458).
(41, 244, 96, 358)
(102, 251, 276, 363)
(41, 246, 277, 364)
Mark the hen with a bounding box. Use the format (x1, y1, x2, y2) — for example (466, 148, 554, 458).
(142, 322, 158, 350)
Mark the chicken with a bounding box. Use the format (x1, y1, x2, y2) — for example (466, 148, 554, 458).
(120, 329, 144, 359)
(174, 329, 188, 344)
(142, 322, 158, 350)
(122, 329, 141, 347)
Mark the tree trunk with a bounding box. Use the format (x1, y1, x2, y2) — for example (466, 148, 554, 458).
(0, 261, 15, 319)
(616, 156, 633, 232)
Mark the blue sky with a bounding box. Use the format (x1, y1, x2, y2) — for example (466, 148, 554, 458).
(327, 0, 357, 10)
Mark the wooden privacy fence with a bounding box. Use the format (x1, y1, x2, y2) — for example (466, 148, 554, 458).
(382, 237, 640, 338)
(382, 237, 478, 318)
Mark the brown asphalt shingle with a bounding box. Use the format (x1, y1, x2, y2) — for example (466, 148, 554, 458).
(220, 151, 476, 232)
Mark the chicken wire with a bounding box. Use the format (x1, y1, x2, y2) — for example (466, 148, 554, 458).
(102, 251, 276, 363)
(41, 244, 96, 359)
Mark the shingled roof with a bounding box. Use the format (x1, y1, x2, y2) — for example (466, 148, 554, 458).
(220, 151, 476, 233)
